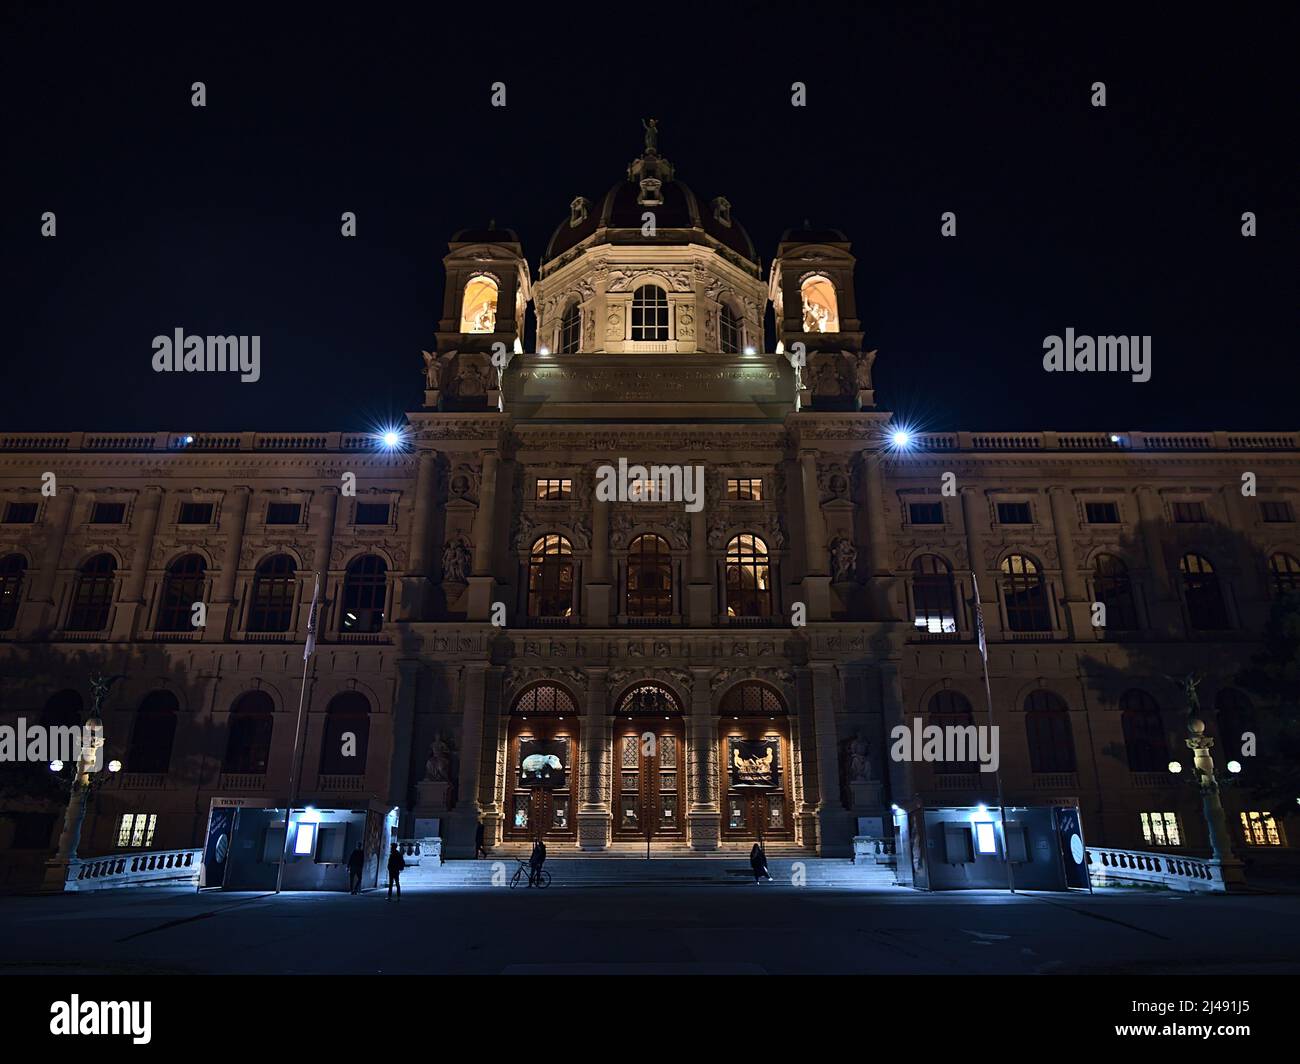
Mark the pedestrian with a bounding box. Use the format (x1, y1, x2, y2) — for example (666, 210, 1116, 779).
(474, 819, 487, 859)
(528, 836, 547, 887)
(346, 843, 365, 894)
(387, 842, 406, 900)
(750, 841, 771, 884)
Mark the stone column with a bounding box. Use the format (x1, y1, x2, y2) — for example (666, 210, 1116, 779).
(687, 502, 712, 625)
(110, 485, 164, 640)
(586, 489, 612, 625)
(1048, 486, 1090, 637)
(400, 449, 439, 620)
(1135, 486, 1178, 633)
(577, 667, 612, 850)
(447, 662, 492, 856)
(207, 486, 251, 640)
(862, 455, 901, 620)
(20, 487, 75, 637)
(810, 662, 852, 855)
(1221, 485, 1264, 628)
(960, 486, 998, 638)
(799, 450, 831, 619)
(387, 659, 421, 819)
(792, 667, 821, 846)
(688, 666, 720, 850)
(467, 451, 499, 620)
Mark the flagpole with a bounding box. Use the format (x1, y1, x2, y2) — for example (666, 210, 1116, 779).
(276, 572, 320, 895)
(971, 574, 1015, 894)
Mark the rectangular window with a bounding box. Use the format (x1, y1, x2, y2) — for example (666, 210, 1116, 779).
(908, 502, 944, 525)
(1172, 501, 1208, 523)
(90, 502, 126, 525)
(116, 813, 157, 849)
(1261, 500, 1294, 523)
(1139, 811, 1181, 847)
(535, 479, 573, 501)
(2, 502, 37, 524)
(727, 478, 763, 501)
(1085, 501, 1120, 524)
(177, 502, 214, 525)
(974, 821, 998, 855)
(354, 502, 390, 526)
(996, 502, 1032, 525)
(265, 502, 302, 525)
(1240, 810, 1283, 846)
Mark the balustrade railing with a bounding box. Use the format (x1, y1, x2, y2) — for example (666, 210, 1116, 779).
(66, 848, 201, 891)
(1087, 845, 1226, 892)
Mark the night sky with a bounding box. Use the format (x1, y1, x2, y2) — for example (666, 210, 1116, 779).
(2, 2, 1295, 434)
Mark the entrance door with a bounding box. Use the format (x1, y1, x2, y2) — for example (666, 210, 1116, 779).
(504, 715, 578, 842)
(719, 725, 794, 842)
(613, 720, 686, 841)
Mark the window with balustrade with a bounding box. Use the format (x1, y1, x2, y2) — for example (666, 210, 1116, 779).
(156, 553, 206, 632)
(1091, 553, 1138, 631)
(1000, 554, 1051, 632)
(66, 553, 116, 631)
(528, 535, 574, 618)
(631, 284, 669, 341)
(626, 534, 673, 617)
(725, 534, 771, 618)
(1024, 690, 1076, 773)
(320, 692, 370, 775)
(928, 690, 978, 773)
(912, 554, 958, 633)
(223, 692, 274, 774)
(248, 554, 296, 632)
(1179, 553, 1228, 630)
(1120, 690, 1168, 772)
(126, 691, 179, 774)
(341, 554, 387, 633)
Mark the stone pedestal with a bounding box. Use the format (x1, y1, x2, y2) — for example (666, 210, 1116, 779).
(466, 575, 497, 621)
(577, 811, 611, 851)
(849, 779, 883, 811)
(800, 575, 831, 620)
(688, 811, 721, 851)
(414, 780, 452, 816)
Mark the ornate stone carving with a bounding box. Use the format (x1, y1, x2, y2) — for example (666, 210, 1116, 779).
(503, 666, 588, 693)
(447, 463, 479, 503)
(607, 667, 692, 694)
(710, 667, 795, 694)
(830, 536, 858, 581)
(441, 535, 471, 583)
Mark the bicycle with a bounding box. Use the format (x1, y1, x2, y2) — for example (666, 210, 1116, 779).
(509, 858, 551, 888)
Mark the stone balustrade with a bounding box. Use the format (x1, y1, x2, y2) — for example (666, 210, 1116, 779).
(65, 848, 201, 892)
(1087, 846, 1227, 893)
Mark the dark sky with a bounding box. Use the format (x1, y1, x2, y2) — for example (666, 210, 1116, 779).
(2, 2, 1295, 434)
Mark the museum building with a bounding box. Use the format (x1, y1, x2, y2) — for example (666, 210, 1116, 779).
(0, 131, 1295, 883)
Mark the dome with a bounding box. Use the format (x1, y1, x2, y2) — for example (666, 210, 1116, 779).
(450, 224, 521, 245)
(543, 131, 758, 270)
(778, 224, 849, 245)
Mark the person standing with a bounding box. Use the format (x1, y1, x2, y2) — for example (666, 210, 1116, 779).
(474, 819, 487, 859)
(346, 843, 365, 894)
(387, 842, 406, 900)
(528, 837, 547, 887)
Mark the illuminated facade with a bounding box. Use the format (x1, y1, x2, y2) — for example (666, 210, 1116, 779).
(0, 133, 1296, 883)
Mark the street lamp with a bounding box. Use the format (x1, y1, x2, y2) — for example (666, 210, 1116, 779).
(1167, 710, 1246, 888)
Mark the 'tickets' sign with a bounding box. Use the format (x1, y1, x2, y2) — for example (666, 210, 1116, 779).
(728, 737, 779, 789)
(519, 738, 567, 789)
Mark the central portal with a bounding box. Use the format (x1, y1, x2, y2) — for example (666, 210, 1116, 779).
(612, 683, 687, 843)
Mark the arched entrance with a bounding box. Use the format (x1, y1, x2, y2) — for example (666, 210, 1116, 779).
(718, 682, 794, 842)
(612, 683, 686, 843)
(505, 683, 579, 842)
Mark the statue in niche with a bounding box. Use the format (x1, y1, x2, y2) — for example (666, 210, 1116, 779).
(441, 536, 471, 584)
(422, 350, 452, 391)
(642, 117, 659, 153)
(855, 350, 876, 390)
(830, 537, 857, 582)
(802, 298, 831, 333)
(846, 733, 871, 782)
(424, 733, 452, 782)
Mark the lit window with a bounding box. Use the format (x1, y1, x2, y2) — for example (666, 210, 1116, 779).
(536, 479, 573, 501)
(460, 274, 499, 334)
(294, 822, 317, 855)
(558, 303, 581, 354)
(912, 555, 957, 634)
(725, 535, 771, 618)
(974, 821, 997, 855)
(1241, 811, 1284, 847)
(1139, 811, 1181, 847)
(631, 285, 669, 341)
(726, 478, 763, 501)
(720, 304, 742, 354)
(116, 813, 157, 848)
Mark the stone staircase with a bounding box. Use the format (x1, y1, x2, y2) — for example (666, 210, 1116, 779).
(399, 854, 900, 890)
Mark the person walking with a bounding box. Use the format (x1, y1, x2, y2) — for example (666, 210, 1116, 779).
(387, 842, 406, 900)
(346, 843, 365, 894)
(750, 841, 772, 884)
(474, 820, 487, 859)
(528, 836, 547, 887)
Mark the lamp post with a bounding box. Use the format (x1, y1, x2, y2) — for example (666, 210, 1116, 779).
(42, 673, 124, 891)
(1166, 684, 1246, 889)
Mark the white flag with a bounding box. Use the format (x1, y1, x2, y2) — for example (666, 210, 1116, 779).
(303, 573, 321, 661)
(971, 572, 988, 664)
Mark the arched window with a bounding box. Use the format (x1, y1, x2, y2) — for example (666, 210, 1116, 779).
(720, 682, 786, 716)
(1268, 553, 1300, 596)
(1024, 690, 1076, 773)
(1119, 690, 1167, 772)
(459, 273, 498, 333)
(912, 554, 957, 633)
(512, 683, 578, 715)
(558, 302, 581, 354)
(248, 554, 296, 632)
(725, 534, 771, 619)
(156, 553, 206, 632)
(528, 535, 574, 619)
(626, 534, 672, 617)
(719, 303, 742, 354)
(615, 683, 682, 716)
(1180, 553, 1227, 630)
(1091, 554, 1138, 631)
(631, 284, 669, 341)
(320, 691, 370, 775)
(1215, 688, 1254, 758)
(223, 691, 274, 774)
(341, 554, 387, 633)
(66, 553, 116, 632)
(127, 690, 179, 774)
(927, 690, 978, 773)
(799, 274, 840, 333)
(0, 554, 26, 631)
(1000, 554, 1051, 632)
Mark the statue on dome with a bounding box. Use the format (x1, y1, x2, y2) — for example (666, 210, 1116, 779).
(642, 117, 659, 154)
